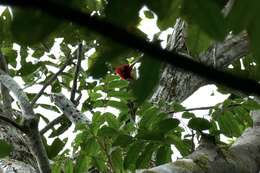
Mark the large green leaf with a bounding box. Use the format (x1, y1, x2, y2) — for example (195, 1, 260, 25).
(11, 8, 60, 45)
(64, 159, 74, 173)
(154, 118, 180, 134)
(136, 143, 157, 169)
(188, 118, 211, 131)
(132, 55, 162, 105)
(139, 106, 159, 130)
(111, 147, 124, 172)
(75, 152, 91, 173)
(46, 138, 67, 159)
(186, 24, 211, 57)
(105, 0, 141, 27)
(107, 100, 128, 112)
(247, 18, 260, 74)
(82, 137, 100, 156)
(113, 135, 134, 147)
(227, 0, 260, 34)
(17, 62, 41, 76)
(217, 111, 242, 137)
(181, 0, 227, 40)
(124, 141, 146, 171)
(155, 145, 172, 165)
(0, 140, 12, 158)
(1, 47, 17, 68)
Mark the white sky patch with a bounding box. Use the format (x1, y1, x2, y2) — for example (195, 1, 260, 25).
(138, 7, 160, 40)
(0, 6, 6, 15)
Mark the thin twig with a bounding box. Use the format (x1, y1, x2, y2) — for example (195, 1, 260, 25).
(31, 56, 72, 106)
(167, 106, 215, 114)
(70, 42, 83, 103)
(167, 103, 241, 114)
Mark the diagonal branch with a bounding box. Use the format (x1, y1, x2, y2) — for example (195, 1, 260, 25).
(1, 0, 260, 97)
(0, 54, 14, 118)
(0, 114, 25, 132)
(70, 42, 83, 103)
(31, 56, 72, 106)
(0, 70, 34, 119)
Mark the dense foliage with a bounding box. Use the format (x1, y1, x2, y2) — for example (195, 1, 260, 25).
(0, 0, 260, 172)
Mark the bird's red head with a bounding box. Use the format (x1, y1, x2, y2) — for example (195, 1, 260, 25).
(115, 64, 133, 80)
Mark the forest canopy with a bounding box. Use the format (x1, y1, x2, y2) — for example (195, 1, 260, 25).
(0, 0, 260, 173)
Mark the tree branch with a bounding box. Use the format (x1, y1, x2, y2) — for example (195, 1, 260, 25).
(1, 0, 260, 97)
(31, 55, 72, 106)
(70, 43, 83, 103)
(0, 70, 51, 173)
(0, 114, 25, 132)
(0, 71, 34, 119)
(50, 93, 90, 124)
(0, 54, 14, 118)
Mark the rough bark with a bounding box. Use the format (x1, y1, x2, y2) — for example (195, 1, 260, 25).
(152, 25, 249, 104)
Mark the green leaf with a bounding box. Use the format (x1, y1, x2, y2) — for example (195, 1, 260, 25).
(0, 140, 12, 158)
(52, 163, 62, 173)
(124, 141, 146, 171)
(155, 145, 172, 165)
(75, 153, 91, 173)
(107, 80, 129, 89)
(107, 100, 128, 112)
(133, 55, 162, 105)
(32, 49, 45, 58)
(64, 159, 74, 173)
(182, 112, 195, 119)
(167, 135, 190, 156)
(243, 99, 260, 110)
(181, 0, 227, 40)
(18, 62, 41, 76)
(11, 8, 60, 45)
(51, 80, 62, 93)
(105, 0, 141, 27)
(247, 19, 260, 73)
(186, 24, 211, 57)
(143, 10, 154, 19)
(217, 111, 242, 137)
(136, 129, 164, 141)
(188, 118, 211, 131)
(104, 112, 120, 129)
(46, 138, 67, 159)
(83, 137, 100, 156)
(111, 147, 124, 172)
(113, 135, 134, 147)
(227, 0, 259, 34)
(136, 143, 157, 169)
(107, 91, 132, 100)
(1, 47, 17, 67)
(139, 106, 159, 129)
(154, 118, 180, 133)
(97, 126, 118, 138)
